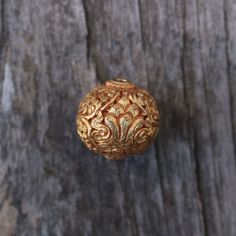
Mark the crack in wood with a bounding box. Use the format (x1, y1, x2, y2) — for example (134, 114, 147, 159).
(81, 0, 91, 68)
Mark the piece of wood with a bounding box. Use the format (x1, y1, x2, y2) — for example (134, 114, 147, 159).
(0, 0, 236, 235)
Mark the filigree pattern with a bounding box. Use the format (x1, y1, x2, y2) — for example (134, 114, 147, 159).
(76, 79, 159, 160)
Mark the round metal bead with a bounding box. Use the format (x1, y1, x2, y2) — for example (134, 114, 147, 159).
(76, 78, 159, 160)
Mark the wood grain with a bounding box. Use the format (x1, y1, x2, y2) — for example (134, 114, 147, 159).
(0, 0, 236, 235)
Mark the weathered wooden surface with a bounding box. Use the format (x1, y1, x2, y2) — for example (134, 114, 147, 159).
(0, 0, 236, 235)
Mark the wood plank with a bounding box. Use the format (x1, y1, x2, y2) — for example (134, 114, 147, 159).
(0, 0, 235, 235)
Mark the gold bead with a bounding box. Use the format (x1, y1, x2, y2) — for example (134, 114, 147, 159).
(76, 78, 159, 160)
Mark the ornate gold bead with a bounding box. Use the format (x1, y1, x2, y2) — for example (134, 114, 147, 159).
(76, 78, 159, 160)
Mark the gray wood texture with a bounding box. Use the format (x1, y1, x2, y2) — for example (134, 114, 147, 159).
(0, 0, 236, 235)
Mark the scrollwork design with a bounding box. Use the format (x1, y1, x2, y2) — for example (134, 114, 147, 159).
(76, 79, 159, 160)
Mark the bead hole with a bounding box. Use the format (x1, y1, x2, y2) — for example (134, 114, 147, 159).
(115, 78, 128, 83)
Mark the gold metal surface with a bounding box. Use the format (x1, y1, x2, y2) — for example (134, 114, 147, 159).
(76, 78, 159, 160)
